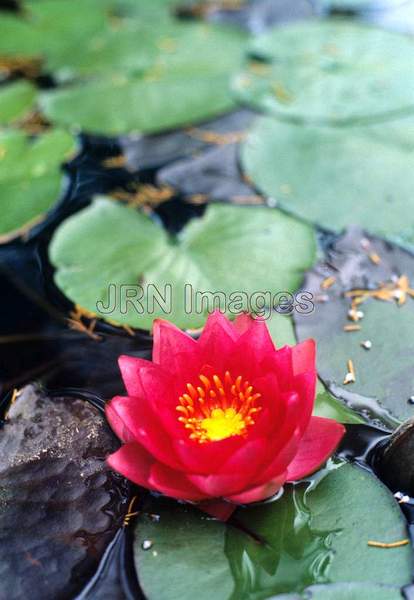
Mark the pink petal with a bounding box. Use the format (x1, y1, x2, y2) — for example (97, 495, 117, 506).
(106, 398, 136, 443)
(173, 435, 246, 475)
(107, 442, 154, 487)
(293, 370, 317, 434)
(198, 315, 237, 372)
(254, 426, 302, 485)
(225, 473, 287, 504)
(225, 319, 275, 379)
(188, 470, 253, 497)
(286, 416, 345, 482)
(292, 339, 316, 376)
(261, 345, 294, 392)
(106, 395, 183, 470)
(152, 319, 201, 375)
(149, 463, 207, 501)
(200, 310, 239, 343)
(118, 355, 152, 397)
(218, 437, 268, 477)
(237, 316, 275, 357)
(233, 312, 255, 334)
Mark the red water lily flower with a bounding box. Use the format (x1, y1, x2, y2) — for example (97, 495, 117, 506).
(106, 312, 344, 517)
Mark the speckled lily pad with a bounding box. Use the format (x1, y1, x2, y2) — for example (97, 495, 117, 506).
(40, 22, 247, 135)
(233, 20, 414, 125)
(294, 227, 414, 426)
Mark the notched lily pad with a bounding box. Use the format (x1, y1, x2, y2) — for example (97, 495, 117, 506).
(294, 226, 414, 426)
(0, 384, 129, 600)
(0, 128, 77, 241)
(241, 115, 414, 247)
(49, 197, 316, 330)
(233, 20, 414, 125)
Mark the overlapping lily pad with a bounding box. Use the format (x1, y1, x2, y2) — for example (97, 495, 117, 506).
(294, 227, 414, 426)
(40, 72, 240, 136)
(49, 198, 316, 329)
(0, 384, 129, 600)
(0, 128, 77, 240)
(233, 20, 414, 125)
(0, 81, 37, 126)
(133, 462, 411, 599)
(40, 21, 247, 135)
(242, 115, 414, 247)
(0, 0, 161, 78)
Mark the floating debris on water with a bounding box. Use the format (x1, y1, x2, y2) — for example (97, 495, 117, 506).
(142, 540, 153, 551)
(343, 324, 361, 332)
(321, 275, 336, 290)
(343, 359, 356, 385)
(369, 252, 381, 265)
(394, 492, 410, 504)
(367, 539, 409, 549)
(347, 308, 364, 322)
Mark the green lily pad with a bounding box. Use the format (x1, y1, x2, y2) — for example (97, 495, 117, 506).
(0, 80, 37, 126)
(40, 73, 239, 136)
(133, 463, 411, 600)
(241, 115, 414, 247)
(103, 0, 179, 21)
(226, 463, 411, 599)
(273, 582, 403, 599)
(24, 0, 159, 80)
(233, 20, 414, 125)
(0, 13, 42, 58)
(294, 227, 414, 427)
(0, 0, 107, 66)
(0, 128, 77, 240)
(49, 198, 316, 329)
(135, 498, 235, 600)
(40, 21, 247, 135)
(0, 0, 176, 80)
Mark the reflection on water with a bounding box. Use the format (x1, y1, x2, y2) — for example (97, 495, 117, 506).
(225, 477, 335, 599)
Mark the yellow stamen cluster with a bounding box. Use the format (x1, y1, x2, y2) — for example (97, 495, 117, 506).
(176, 371, 261, 443)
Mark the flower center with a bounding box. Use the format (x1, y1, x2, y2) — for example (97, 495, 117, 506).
(176, 371, 261, 443)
